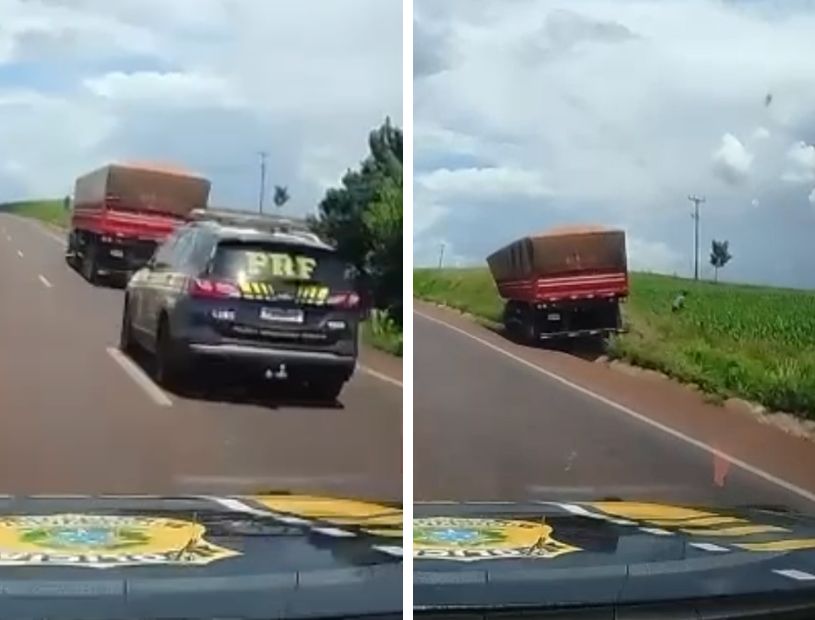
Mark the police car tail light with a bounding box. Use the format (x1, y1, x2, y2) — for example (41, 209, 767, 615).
(189, 278, 241, 299)
(326, 291, 360, 308)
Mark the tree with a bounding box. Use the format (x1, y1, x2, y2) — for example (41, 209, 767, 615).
(363, 177, 402, 321)
(709, 239, 732, 282)
(312, 118, 402, 313)
(273, 185, 290, 208)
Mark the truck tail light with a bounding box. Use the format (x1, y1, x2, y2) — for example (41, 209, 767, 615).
(327, 291, 360, 309)
(188, 278, 241, 299)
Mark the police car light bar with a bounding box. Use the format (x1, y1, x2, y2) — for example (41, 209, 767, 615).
(190, 208, 319, 238)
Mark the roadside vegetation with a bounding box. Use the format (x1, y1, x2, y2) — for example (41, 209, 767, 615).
(362, 309, 403, 357)
(313, 118, 403, 357)
(0, 199, 68, 227)
(415, 267, 815, 418)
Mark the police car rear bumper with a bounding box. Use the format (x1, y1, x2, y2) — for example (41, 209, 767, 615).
(188, 343, 356, 372)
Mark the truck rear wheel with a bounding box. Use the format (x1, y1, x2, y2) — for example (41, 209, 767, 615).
(522, 305, 540, 345)
(82, 240, 99, 284)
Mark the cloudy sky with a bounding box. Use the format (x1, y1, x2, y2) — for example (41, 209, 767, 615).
(414, 0, 815, 288)
(0, 0, 401, 216)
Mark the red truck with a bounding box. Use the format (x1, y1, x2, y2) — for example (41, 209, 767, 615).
(67, 163, 211, 283)
(487, 225, 628, 343)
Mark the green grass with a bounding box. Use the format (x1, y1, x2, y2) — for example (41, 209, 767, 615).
(415, 268, 815, 418)
(0, 199, 69, 228)
(362, 309, 403, 357)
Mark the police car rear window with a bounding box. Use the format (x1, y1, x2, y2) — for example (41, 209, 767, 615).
(211, 242, 348, 286)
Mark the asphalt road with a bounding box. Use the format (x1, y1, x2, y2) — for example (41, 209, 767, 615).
(0, 213, 401, 499)
(414, 307, 815, 513)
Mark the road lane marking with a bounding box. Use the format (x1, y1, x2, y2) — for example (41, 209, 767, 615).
(106, 347, 173, 407)
(415, 310, 815, 505)
(690, 542, 729, 552)
(38, 274, 52, 288)
(16, 250, 23, 258)
(773, 569, 815, 581)
(359, 364, 402, 388)
(205, 497, 282, 518)
(38, 226, 65, 244)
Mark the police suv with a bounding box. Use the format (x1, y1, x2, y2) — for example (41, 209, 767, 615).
(120, 209, 360, 400)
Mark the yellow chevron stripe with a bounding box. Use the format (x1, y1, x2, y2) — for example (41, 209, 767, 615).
(736, 538, 815, 552)
(680, 525, 788, 537)
(239, 282, 255, 298)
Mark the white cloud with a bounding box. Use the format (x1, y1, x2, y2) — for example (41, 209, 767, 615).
(751, 198, 760, 208)
(627, 236, 684, 274)
(84, 71, 243, 108)
(0, 90, 117, 195)
(0, 0, 401, 212)
(781, 141, 815, 183)
(752, 126, 770, 140)
(416, 167, 552, 200)
(809, 188, 815, 206)
(414, 0, 815, 287)
(712, 133, 753, 185)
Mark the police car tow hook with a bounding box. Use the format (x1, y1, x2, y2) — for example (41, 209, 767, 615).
(265, 364, 288, 380)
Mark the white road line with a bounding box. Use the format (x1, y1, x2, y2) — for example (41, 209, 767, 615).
(204, 497, 278, 518)
(773, 569, 815, 581)
(312, 527, 355, 538)
(105, 347, 173, 407)
(16, 250, 23, 258)
(38, 274, 52, 289)
(415, 310, 815, 506)
(32, 221, 66, 244)
(690, 542, 730, 552)
(359, 364, 402, 388)
(640, 527, 673, 536)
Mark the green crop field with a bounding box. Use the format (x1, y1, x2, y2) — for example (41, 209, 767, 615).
(415, 268, 815, 419)
(0, 199, 68, 228)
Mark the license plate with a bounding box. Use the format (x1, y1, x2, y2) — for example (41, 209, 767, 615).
(547, 313, 561, 321)
(110, 249, 124, 258)
(260, 307, 303, 323)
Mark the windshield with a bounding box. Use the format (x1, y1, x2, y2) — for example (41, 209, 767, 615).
(0, 0, 403, 616)
(412, 0, 815, 611)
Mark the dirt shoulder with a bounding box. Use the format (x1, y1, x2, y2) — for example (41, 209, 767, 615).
(359, 344, 402, 384)
(415, 299, 815, 498)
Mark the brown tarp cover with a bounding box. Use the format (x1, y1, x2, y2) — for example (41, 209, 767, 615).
(73, 163, 211, 217)
(487, 226, 627, 282)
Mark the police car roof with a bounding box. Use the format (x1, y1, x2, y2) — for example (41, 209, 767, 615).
(201, 223, 334, 251)
(188, 210, 334, 251)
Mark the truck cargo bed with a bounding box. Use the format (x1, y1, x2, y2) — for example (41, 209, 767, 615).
(496, 271, 628, 302)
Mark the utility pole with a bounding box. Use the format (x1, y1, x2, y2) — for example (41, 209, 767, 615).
(258, 151, 268, 214)
(688, 194, 705, 281)
(438, 242, 446, 269)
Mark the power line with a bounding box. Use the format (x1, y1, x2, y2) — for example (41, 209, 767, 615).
(688, 194, 706, 281)
(258, 151, 268, 214)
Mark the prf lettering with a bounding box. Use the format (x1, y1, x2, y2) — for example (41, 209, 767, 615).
(246, 253, 317, 279)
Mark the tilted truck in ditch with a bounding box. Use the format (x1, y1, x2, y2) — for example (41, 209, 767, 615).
(67, 163, 211, 283)
(487, 225, 628, 343)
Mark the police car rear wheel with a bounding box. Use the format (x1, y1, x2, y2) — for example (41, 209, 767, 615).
(120, 302, 135, 355)
(155, 320, 187, 390)
(310, 377, 345, 402)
